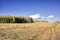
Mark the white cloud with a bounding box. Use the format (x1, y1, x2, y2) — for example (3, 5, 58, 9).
(41, 17, 44, 19)
(29, 14, 40, 19)
(47, 15, 54, 19)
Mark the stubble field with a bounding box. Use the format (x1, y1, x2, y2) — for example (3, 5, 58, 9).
(0, 22, 60, 40)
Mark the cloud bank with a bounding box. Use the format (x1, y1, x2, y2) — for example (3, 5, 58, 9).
(41, 17, 44, 19)
(47, 15, 54, 19)
(29, 14, 40, 19)
(29, 14, 54, 22)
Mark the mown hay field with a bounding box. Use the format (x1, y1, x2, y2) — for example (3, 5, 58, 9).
(0, 22, 60, 40)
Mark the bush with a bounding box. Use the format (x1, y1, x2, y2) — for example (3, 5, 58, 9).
(15, 17, 23, 23)
(0, 16, 33, 23)
(15, 17, 33, 23)
(0, 17, 13, 23)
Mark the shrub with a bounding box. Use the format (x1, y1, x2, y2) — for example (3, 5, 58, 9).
(15, 17, 23, 23)
(0, 16, 33, 23)
(15, 17, 33, 23)
(0, 17, 13, 23)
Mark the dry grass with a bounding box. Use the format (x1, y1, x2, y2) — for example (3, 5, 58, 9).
(0, 22, 60, 40)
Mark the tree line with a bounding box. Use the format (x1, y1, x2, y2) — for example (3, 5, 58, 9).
(0, 16, 33, 23)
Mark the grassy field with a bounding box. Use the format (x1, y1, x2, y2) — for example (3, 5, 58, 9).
(0, 22, 60, 40)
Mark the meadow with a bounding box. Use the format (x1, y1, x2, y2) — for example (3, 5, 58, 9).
(0, 22, 60, 40)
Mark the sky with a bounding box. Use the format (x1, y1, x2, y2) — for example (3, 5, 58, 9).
(0, 0, 60, 22)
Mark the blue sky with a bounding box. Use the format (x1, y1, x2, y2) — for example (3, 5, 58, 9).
(0, 0, 60, 22)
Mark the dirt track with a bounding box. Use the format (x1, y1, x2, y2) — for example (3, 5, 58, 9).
(32, 23, 60, 40)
